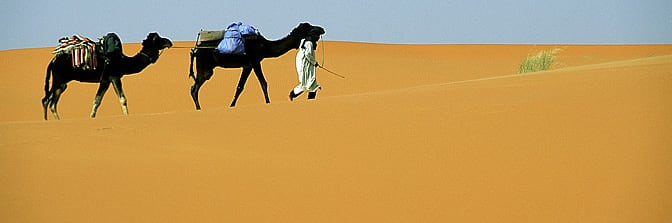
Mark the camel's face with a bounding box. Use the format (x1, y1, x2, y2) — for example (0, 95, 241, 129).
(142, 32, 173, 50)
(308, 26, 325, 36)
(293, 23, 326, 39)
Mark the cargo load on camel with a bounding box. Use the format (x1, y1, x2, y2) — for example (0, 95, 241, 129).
(194, 22, 260, 55)
(51, 33, 123, 71)
(52, 35, 99, 70)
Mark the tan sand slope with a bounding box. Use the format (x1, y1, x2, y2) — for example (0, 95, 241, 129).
(1, 43, 671, 222)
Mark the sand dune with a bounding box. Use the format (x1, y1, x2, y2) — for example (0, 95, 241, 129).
(1, 42, 671, 222)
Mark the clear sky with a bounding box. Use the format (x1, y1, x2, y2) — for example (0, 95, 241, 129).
(1, 0, 671, 50)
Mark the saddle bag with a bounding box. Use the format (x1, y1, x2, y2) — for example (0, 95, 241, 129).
(195, 22, 260, 53)
(197, 30, 225, 47)
(52, 35, 99, 70)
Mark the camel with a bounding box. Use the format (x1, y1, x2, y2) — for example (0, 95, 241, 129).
(42, 32, 173, 120)
(188, 22, 325, 109)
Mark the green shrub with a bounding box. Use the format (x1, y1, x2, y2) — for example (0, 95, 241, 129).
(518, 48, 560, 74)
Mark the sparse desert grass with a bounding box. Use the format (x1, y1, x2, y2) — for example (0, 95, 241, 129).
(518, 48, 560, 74)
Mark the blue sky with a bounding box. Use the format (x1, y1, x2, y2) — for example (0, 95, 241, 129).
(1, 0, 671, 50)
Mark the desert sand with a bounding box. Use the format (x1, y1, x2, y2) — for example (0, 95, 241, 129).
(1, 42, 671, 222)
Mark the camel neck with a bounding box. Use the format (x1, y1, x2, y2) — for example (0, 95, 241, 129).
(121, 47, 158, 74)
(263, 34, 301, 58)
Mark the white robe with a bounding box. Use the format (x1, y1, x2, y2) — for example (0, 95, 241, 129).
(292, 39, 320, 94)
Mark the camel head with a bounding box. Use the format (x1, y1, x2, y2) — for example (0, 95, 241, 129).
(142, 32, 173, 50)
(290, 23, 325, 44)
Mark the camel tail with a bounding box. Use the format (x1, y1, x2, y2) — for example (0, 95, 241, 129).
(188, 49, 196, 80)
(44, 59, 53, 96)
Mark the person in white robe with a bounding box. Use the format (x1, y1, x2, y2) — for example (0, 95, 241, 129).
(289, 35, 321, 100)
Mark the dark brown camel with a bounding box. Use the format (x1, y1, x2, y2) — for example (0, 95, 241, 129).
(189, 23, 325, 109)
(42, 32, 173, 120)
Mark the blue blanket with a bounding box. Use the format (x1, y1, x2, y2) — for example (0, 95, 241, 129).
(216, 22, 260, 55)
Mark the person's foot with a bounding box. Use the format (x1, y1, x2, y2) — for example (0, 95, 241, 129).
(307, 92, 317, 100)
(289, 90, 302, 101)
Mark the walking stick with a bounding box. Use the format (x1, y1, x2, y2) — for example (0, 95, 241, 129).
(317, 64, 346, 79)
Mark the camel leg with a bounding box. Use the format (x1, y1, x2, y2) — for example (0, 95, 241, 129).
(190, 81, 203, 110)
(42, 89, 53, 120)
(252, 65, 270, 104)
(230, 67, 253, 107)
(190, 69, 213, 110)
(49, 84, 67, 120)
(190, 82, 202, 110)
(111, 78, 128, 116)
(91, 81, 111, 118)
